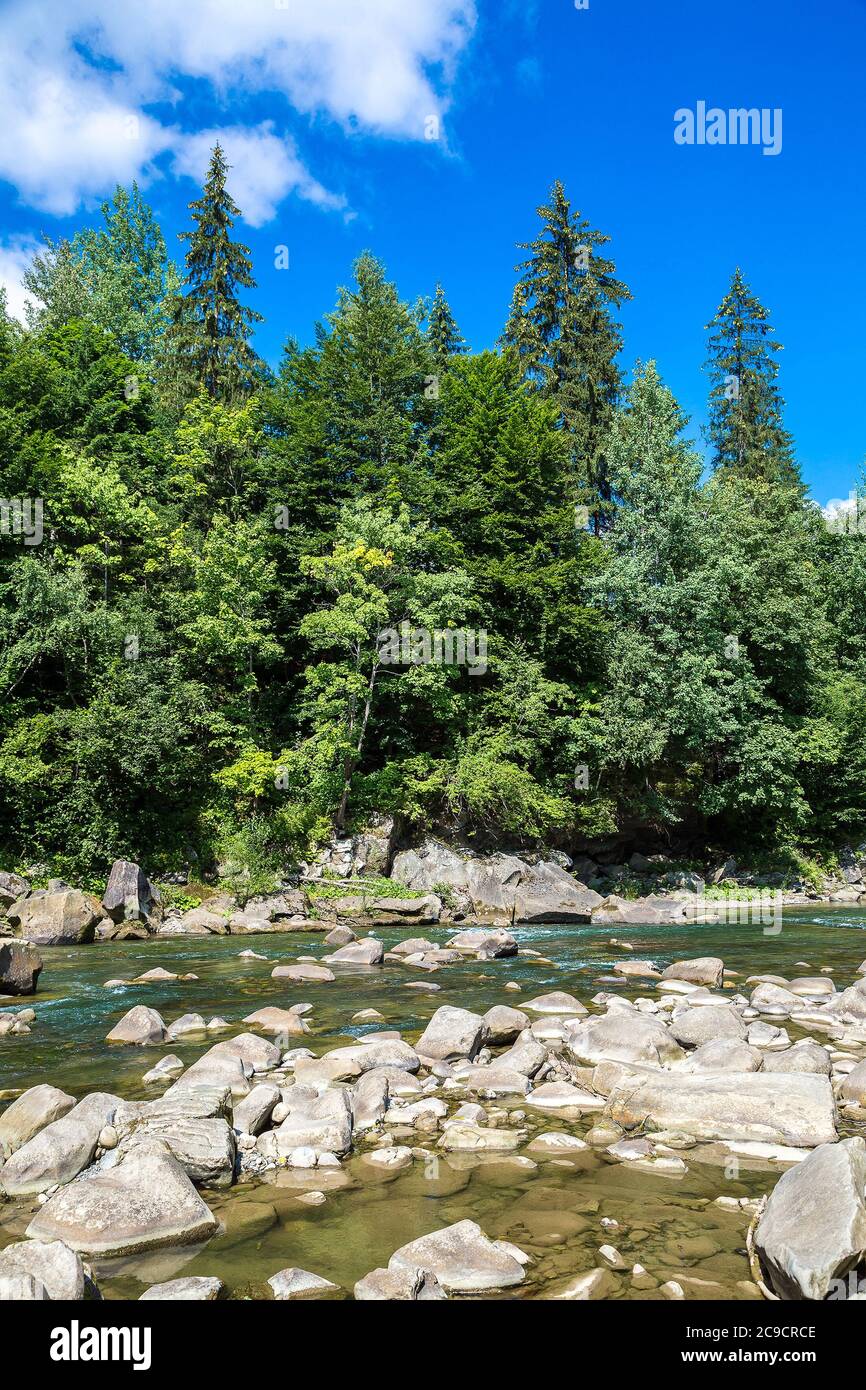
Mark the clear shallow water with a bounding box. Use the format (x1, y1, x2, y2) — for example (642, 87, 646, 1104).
(2, 907, 866, 1299)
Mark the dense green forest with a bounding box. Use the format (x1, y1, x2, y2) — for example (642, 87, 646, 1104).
(1, 148, 864, 889)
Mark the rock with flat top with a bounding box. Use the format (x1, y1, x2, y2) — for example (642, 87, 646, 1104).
(27, 1142, 218, 1257)
(607, 1071, 837, 1148)
(140, 1277, 222, 1300)
(6, 889, 99, 946)
(662, 957, 725, 988)
(354, 1266, 446, 1300)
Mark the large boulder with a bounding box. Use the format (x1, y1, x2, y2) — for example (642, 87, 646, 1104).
(483, 1005, 530, 1045)
(0, 1239, 88, 1300)
(677, 1038, 763, 1073)
(258, 1088, 353, 1159)
(105, 1006, 167, 1045)
(391, 839, 602, 922)
(567, 1011, 685, 1067)
(0, 871, 29, 912)
(763, 1043, 832, 1076)
(830, 978, 866, 1024)
(755, 1138, 866, 1299)
(323, 937, 384, 967)
(0, 940, 43, 995)
(6, 889, 99, 946)
(208, 1033, 281, 1073)
(668, 1005, 747, 1048)
(386, 1220, 526, 1292)
(661, 957, 725, 988)
(117, 1113, 236, 1188)
(26, 1141, 218, 1257)
(447, 928, 517, 959)
(242, 1007, 308, 1037)
(101, 860, 162, 929)
(415, 1005, 487, 1062)
(606, 1071, 837, 1148)
(0, 1083, 75, 1160)
(0, 1092, 119, 1196)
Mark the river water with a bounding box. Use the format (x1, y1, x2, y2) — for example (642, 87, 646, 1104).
(2, 906, 865, 1299)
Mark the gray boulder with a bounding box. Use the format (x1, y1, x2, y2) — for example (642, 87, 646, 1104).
(763, 1043, 832, 1076)
(6, 889, 99, 946)
(668, 1005, 747, 1048)
(662, 956, 725, 988)
(0, 940, 43, 995)
(567, 1011, 685, 1067)
(268, 1267, 340, 1299)
(26, 1141, 218, 1257)
(607, 1071, 837, 1147)
(756, 1138, 866, 1299)
(677, 1038, 763, 1072)
(483, 1005, 530, 1045)
(232, 1084, 281, 1136)
(0, 871, 29, 911)
(447, 928, 517, 958)
(323, 937, 384, 966)
(101, 860, 162, 929)
(0, 1239, 88, 1300)
(415, 1005, 487, 1062)
(0, 1083, 75, 1160)
(258, 1088, 353, 1158)
(105, 1006, 166, 1045)
(839, 1059, 866, 1105)
(391, 838, 602, 922)
(0, 1092, 119, 1196)
(387, 1219, 526, 1292)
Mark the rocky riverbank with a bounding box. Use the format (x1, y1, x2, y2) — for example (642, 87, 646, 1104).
(2, 907, 866, 1301)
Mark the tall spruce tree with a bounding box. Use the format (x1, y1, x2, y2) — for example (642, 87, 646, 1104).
(503, 180, 630, 530)
(166, 144, 263, 405)
(704, 268, 799, 486)
(427, 283, 466, 376)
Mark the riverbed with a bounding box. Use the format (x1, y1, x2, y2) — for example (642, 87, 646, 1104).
(2, 907, 865, 1299)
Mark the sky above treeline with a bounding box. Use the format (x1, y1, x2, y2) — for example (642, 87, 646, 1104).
(0, 0, 863, 506)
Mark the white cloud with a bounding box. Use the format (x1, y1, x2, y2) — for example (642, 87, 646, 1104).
(171, 125, 347, 228)
(0, 0, 476, 220)
(0, 235, 40, 323)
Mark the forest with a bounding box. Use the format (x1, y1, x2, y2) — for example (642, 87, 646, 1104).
(1, 146, 864, 892)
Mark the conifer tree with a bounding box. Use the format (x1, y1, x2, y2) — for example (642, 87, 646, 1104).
(427, 283, 466, 375)
(704, 268, 799, 486)
(503, 180, 630, 530)
(166, 144, 263, 404)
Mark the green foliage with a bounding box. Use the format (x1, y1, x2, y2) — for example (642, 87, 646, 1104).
(0, 173, 861, 883)
(164, 143, 264, 406)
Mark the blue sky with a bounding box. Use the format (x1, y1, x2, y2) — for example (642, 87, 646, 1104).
(0, 0, 863, 505)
